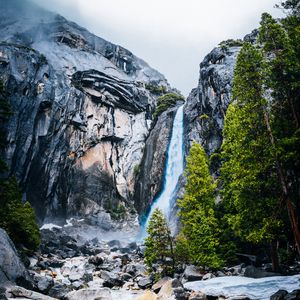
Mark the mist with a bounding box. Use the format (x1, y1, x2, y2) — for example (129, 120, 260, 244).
(30, 0, 283, 95)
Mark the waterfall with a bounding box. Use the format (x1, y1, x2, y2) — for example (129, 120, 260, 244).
(140, 104, 184, 238)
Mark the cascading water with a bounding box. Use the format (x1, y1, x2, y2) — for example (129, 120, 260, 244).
(140, 105, 184, 238)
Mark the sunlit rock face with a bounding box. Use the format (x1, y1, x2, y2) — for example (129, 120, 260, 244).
(0, 0, 171, 222)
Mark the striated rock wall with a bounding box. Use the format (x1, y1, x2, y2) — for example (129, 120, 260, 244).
(134, 105, 183, 216)
(183, 45, 241, 161)
(0, 0, 175, 224)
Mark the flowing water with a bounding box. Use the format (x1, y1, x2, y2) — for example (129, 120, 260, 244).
(140, 105, 184, 238)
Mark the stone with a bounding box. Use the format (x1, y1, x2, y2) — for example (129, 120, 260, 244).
(243, 266, 280, 278)
(284, 289, 300, 300)
(270, 290, 288, 300)
(202, 273, 215, 280)
(152, 277, 172, 293)
(120, 273, 133, 281)
(5, 285, 56, 300)
(88, 254, 104, 266)
(136, 290, 158, 300)
(48, 283, 71, 299)
(0, 229, 30, 285)
(33, 274, 54, 294)
(64, 287, 112, 300)
(183, 265, 203, 282)
(138, 276, 153, 289)
(189, 291, 206, 300)
(100, 270, 124, 288)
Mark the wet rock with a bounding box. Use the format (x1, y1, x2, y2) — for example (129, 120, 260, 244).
(244, 266, 280, 278)
(64, 287, 112, 300)
(134, 105, 180, 215)
(202, 273, 215, 280)
(138, 276, 153, 289)
(183, 265, 203, 282)
(284, 289, 300, 300)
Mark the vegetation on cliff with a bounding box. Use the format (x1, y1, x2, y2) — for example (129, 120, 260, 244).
(0, 80, 40, 252)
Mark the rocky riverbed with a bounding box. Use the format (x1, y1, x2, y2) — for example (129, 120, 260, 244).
(1, 225, 300, 300)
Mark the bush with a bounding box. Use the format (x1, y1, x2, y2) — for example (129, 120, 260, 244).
(0, 177, 41, 252)
(153, 93, 184, 119)
(145, 83, 167, 95)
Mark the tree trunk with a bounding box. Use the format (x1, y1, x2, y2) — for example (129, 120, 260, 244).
(263, 110, 300, 254)
(270, 240, 280, 272)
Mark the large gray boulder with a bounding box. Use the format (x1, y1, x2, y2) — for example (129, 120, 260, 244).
(64, 287, 112, 300)
(0, 229, 29, 285)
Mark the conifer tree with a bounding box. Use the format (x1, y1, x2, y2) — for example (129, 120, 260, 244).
(178, 142, 222, 268)
(144, 208, 175, 274)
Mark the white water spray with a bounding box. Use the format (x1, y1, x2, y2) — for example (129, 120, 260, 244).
(140, 105, 184, 238)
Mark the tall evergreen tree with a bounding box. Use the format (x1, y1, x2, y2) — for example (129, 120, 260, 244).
(178, 142, 222, 268)
(220, 43, 286, 271)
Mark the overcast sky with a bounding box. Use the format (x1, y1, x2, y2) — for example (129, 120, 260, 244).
(31, 0, 283, 96)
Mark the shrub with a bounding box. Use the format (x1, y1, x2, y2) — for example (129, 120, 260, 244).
(153, 93, 184, 119)
(145, 83, 167, 95)
(0, 177, 41, 252)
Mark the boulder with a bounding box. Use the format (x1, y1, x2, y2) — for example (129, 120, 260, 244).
(48, 283, 71, 299)
(100, 270, 124, 288)
(88, 254, 104, 266)
(0, 229, 30, 285)
(244, 266, 280, 278)
(284, 289, 300, 300)
(152, 277, 172, 293)
(202, 273, 215, 281)
(4, 284, 56, 300)
(138, 276, 153, 289)
(189, 291, 206, 300)
(183, 265, 203, 282)
(64, 287, 112, 300)
(270, 290, 288, 300)
(33, 274, 54, 294)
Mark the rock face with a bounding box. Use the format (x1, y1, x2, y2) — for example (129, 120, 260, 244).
(183, 44, 241, 159)
(0, 0, 175, 223)
(134, 105, 182, 215)
(0, 229, 29, 284)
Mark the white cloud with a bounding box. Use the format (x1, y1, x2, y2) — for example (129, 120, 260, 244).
(31, 0, 283, 95)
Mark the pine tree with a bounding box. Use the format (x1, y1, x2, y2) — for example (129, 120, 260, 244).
(144, 208, 175, 274)
(178, 142, 222, 268)
(220, 43, 285, 271)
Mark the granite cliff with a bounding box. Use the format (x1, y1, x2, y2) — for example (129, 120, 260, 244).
(0, 0, 182, 228)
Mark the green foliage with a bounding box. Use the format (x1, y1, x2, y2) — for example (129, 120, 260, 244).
(145, 83, 167, 95)
(221, 42, 283, 245)
(178, 143, 223, 269)
(133, 164, 140, 177)
(0, 177, 41, 252)
(199, 114, 209, 120)
(174, 232, 190, 265)
(144, 208, 175, 274)
(219, 39, 244, 50)
(153, 93, 184, 119)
